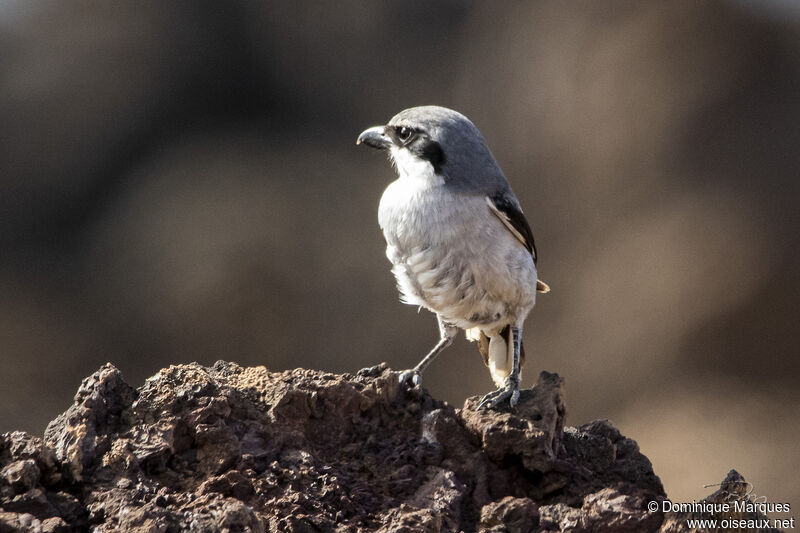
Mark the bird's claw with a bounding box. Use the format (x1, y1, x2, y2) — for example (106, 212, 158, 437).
(356, 364, 386, 378)
(478, 379, 520, 410)
(397, 369, 422, 388)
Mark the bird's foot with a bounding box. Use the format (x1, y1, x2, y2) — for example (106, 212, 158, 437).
(478, 377, 520, 410)
(396, 368, 422, 388)
(356, 363, 387, 378)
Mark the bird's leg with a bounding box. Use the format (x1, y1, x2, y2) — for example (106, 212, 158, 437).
(398, 317, 457, 387)
(478, 325, 522, 409)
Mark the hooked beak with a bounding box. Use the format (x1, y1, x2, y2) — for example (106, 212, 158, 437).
(356, 126, 392, 150)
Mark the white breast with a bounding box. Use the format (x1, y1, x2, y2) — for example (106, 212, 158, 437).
(391, 146, 443, 184)
(379, 149, 443, 222)
(377, 148, 538, 330)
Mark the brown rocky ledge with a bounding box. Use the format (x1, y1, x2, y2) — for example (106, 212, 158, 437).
(0, 362, 779, 532)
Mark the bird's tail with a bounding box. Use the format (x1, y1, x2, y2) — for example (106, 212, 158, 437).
(487, 327, 513, 387)
(466, 326, 526, 388)
(536, 279, 551, 293)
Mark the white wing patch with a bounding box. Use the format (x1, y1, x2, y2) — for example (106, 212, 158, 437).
(486, 196, 527, 250)
(486, 196, 551, 294)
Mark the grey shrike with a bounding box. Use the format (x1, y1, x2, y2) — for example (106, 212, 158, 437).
(356, 106, 549, 409)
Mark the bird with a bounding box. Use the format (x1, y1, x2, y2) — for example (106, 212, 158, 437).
(356, 106, 549, 409)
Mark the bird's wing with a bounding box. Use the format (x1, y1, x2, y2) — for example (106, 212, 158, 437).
(485, 193, 538, 263)
(486, 193, 550, 293)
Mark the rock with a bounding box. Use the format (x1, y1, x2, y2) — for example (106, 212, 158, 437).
(0, 361, 772, 531)
(660, 470, 782, 533)
(43, 363, 137, 483)
(461, 371, 566, 473)
(480, 496, 539, 532)
(539, 488, 661, 532)
(1, 460, 40, 494)
(0, 433, 60, 488)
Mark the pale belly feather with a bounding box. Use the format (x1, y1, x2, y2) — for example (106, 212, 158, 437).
(379, 174, 537, 333)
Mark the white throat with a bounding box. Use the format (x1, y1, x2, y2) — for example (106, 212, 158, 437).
(390, 146, 443, 185)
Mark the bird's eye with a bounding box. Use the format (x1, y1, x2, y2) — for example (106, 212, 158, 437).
(397, 126, 413, 143)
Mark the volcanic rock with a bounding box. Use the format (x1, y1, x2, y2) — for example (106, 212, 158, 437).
(0, 362, 778, 532)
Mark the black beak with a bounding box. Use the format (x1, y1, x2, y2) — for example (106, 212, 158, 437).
(356, 126, 392, 150)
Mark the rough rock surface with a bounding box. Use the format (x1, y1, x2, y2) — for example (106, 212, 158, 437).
(0, 362, 778, 532)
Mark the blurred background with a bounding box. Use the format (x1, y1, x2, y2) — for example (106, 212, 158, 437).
(1, 0, 798, 508)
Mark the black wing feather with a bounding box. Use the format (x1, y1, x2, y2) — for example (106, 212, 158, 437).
(487, 192, 538, 264)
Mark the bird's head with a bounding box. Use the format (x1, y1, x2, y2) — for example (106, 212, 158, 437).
(357, 106, 505, 190)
